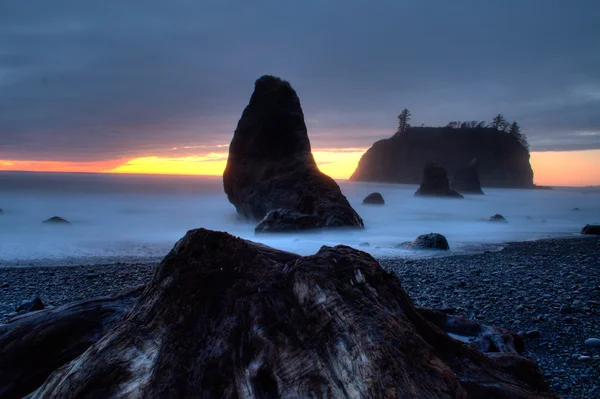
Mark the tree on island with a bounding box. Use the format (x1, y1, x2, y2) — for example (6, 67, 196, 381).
(509, 121, 529, 149)
(396, 109, 411, 134)
(490, 114, 508, 131)
(446, 121, 487, 129)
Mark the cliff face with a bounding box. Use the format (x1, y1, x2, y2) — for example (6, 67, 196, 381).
(350, 127, 534, 188)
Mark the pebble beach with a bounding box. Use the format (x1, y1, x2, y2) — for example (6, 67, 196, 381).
(1, 235, 598, 398)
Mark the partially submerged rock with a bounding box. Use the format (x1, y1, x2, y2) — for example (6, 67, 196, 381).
(42, 216, 70, 225)
(223, 76, 363, 232)
(452, 158, 484, 194)
(414, 162, 464, 198)
(15, 297, 45, 313)
(396, 233, 450, 250)
(581, 224, 600, 235)
(255, 209, 323, 233)
(490, 214, 507, 222)
(362, 192, 385, 205)
(0, 287, 143, 399)
(30, 229, 553, 398)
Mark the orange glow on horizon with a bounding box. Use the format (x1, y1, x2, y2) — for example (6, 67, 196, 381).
(1, 149, 599, 186)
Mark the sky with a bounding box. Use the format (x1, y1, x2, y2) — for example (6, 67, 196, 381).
(1, 0, 599, 185)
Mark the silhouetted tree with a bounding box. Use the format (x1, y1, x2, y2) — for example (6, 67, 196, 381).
(397, 109, 411, 134)
(509, 121, 529, 149)
(490, 114, 508, 130)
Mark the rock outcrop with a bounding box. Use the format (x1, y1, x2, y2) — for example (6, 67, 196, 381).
(42, 216, 70, 225)
(223, 75, 363, 232)
(397, 233, 450, 250)
(490, 214, 507, 222)
(362, 192, 385, 205)
(581, 224, 600, 235)
(28, 229, 553, 398)
(351, 127, 534, 188)
(414, 162, 463, 198)
(452, 158, 484, 194)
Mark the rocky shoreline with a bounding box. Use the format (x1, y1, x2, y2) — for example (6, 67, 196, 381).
(1, 236, 598, 398)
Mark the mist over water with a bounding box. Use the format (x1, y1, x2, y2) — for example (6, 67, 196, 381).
(0, 171, 598, 266)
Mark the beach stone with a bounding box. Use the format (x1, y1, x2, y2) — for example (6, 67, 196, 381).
(581, 224, 600, 235)
(578, 355, 591, 360)
(405, 233, 450, 250)
(584, 338, 600, 347)
(525, 330, 540, 338)
(489, 214, 507, 222)
(223, 75, 363, 232)
(42, 216, 71, 225)
(362, 192, 385, 205)
(414, 162, 463, 198)
(16, 297, 45, 313)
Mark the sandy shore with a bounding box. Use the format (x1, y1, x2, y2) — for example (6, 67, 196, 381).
(1, 236, 598, 398)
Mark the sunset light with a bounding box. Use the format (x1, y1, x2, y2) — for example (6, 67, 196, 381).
(1, 149, 599, 185)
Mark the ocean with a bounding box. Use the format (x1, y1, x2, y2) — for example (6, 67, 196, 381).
(0, 171, 598, 266)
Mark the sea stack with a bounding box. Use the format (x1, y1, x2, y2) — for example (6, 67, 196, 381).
(223, 76, 363, 232)
(29, 229, 553, 398)
(414, 162, 464, 198)
(452, 159, 484, 194)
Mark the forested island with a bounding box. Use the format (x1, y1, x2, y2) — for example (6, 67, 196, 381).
(351, 111, 536, 188)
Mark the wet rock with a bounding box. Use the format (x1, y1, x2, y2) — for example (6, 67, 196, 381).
(452, 158, 484, 194)
(490, 214, 507, 222)
(362, 192, 385, 205)
(404, 233, 450, 250)
(30, 229, 552, 398)
(223, 76, 363, 232)
(414, 162, 464, 198)
(42, 216, 71, 225)
(255, 209, 324, 233)
(16, 297, 45, 313)
(584, 338, 600, 347)
(581, 224, 600, 235)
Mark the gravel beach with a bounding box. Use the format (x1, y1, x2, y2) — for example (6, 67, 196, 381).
(1, 235, 598, 398)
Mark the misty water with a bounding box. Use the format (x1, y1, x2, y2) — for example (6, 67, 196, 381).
(0, 171, 598, 266)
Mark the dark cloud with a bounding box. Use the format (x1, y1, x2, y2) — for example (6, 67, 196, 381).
(1, 0, 599, 161)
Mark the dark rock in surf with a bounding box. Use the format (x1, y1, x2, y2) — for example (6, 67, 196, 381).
(0, 208, 3, 215)
(255, 209, 323, 233)
(0, 287, 143, 399)
(32, 229, 553, 398)
(581, 224, 600, 235)
(414, 162, 463, 198)
(490, 214, 507, 222)
(362, 192, 385, 205)
(359, 242, 370, 247)
(15, 297, 45, 313)
(42, 216, 70, 225)
(397, 233, 450, 251)
(452, 159, 484, 194)
(223, 75, 363, 232)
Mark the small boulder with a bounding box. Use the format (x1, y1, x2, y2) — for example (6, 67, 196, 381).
(414, 162, 463, 198)
(584, 338, 600, 347)
(362, 192, 385, 205)
(255, 209, 323, 233)
(581, 224, 600, 235)
(401, 233, 450, 250)
(489, 214, 507, 222)
(452, 159, 484, 194)
(16, 297, 45, 313)
(42, 216, 71, 225)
